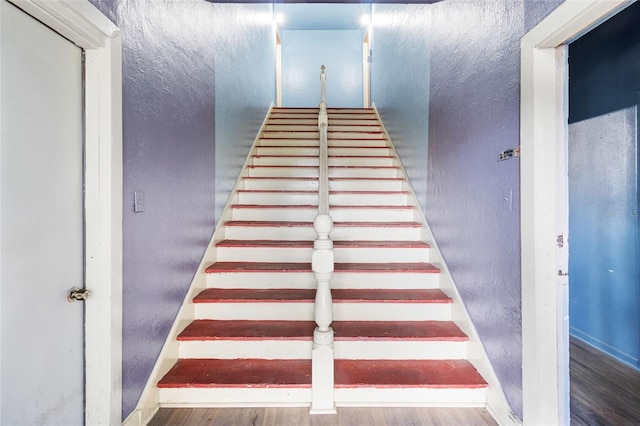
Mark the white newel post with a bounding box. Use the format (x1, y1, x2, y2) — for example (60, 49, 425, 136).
(310, 65, 336, 414)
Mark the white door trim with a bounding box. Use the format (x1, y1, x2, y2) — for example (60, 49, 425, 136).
(520, 0, 634, 424)
(8, 1, 123, 424)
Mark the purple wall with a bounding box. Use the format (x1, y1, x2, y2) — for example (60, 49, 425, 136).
(371, 0, 565, 418)
(370, 5, 429, 210)
(88, 0, 275, 419)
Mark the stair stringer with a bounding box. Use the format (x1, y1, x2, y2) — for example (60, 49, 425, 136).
(122, 104, 275, 426)
(372, 105, 521, 426)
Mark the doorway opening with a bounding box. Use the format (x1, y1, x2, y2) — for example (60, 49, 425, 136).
(521, 0, 636, 424)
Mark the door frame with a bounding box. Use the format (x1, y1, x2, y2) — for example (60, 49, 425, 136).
(7, 1, 123, 424)
(520, 0, 635, 424)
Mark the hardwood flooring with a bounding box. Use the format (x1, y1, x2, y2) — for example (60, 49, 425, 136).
(570, 336, 640, 425)
(148, 407, 497, 425)
(146, 337, 640, 425)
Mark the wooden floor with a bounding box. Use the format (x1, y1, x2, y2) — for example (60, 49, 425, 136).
(147, 337, 640, 425)
(570, 336, 640, 425)
(148, 407, 497, 425)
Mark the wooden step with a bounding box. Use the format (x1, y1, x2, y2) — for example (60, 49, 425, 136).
(255, 146, 392, 156)
(177, 320, 316, 359)
(241, 177, 404, 192)
(259, 138, 388, 147)
(178, 319, 316, 341)
(158, 358, 311, 388)
(246, 165, 400, 178)
(204, 262, 439, 274)
(333, 359, 487, 405)
(192, 287, 450, 321)
(222, 220, 423, 240)
(333, 321, 468, 360)
(157, 358, 312, 405)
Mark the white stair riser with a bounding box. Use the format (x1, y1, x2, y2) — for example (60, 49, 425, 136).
(252, 157, 399, 167)
(248, 167, 318, 178)
(159, 388, 312, 406)
(193, 302, 450, 321)
(223, 225, 316, 240)
(330, 168, 399, 178)
(236, 192, 410, 206)
(341, 226, 425, 240)
(259, 139, 319, 147)
(267, 119, 317, 125)
(241, 179, 403, 192)
(329, 132, 385, 140)
(216, 247, 430, 263)
(179, 340, 313, 360)
(262, 132, 318, 139)
(256, 147, 319, 156)
(331, 193, 410, 206)
(259, 139, 388, 147)
(334, 388, 486, 407)
(246, 167, 399, 178)
(333, 303, 451, 321)
(252, 156, 318, 166)
(255, 147, 392, 156)
(328, 114, 377, 120)
(328, 157, 395, 167)
(194, 302, 314, 320)
(242, 179, 317, 191)
(334, 340, 467, 360)
(205, 272, 440, 289)
(236, 192, 317, 205)
(177, 339, 467, 361)
(230, 207, 415, 222)
(206, 272, 316, 289)
(267, 119, 379, 126)
(223, 225, 421, 240)
(264, 125, 382, 132)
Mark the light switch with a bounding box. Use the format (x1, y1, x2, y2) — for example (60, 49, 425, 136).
(134, 191, 145, 213)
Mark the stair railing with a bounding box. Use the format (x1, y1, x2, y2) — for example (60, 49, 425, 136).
(310, 65, 336, 414)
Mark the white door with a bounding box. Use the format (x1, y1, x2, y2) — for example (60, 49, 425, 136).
(1, 1, 84, 424)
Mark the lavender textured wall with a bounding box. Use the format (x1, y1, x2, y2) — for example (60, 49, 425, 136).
(88, 0, 274, 418)
(370, 5, 429, 210)
(370, 0, 565, 418)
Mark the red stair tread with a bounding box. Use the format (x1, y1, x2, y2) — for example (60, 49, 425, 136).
(224, 220, 421, 228)
(205, 262, 312, 273)
(158, 359, 311, 388)
(334, 359, 487, 388)
(332, 288, 451, 303)
(205, 262, 439, 274)
(224, 220, 311, 227)
(231, 204, 413, 210)
(178, 320, 316, 341)
(236, 190, 408, 194)
(243, 176, 317, 181)
(231, 204, 317, 209)
(332, 321, 467, 341)
(334, 241, 429, 248)
(216, 240, 313, 248)
(215, 240, 428, 249)
(194, 288, 315, 303)
(193, 288, 449, 304)
(334, 263, 440, 273)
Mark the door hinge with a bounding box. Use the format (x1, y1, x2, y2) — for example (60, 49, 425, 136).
(557, 234, 564, 248)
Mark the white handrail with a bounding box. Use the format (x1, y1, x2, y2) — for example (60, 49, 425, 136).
(310, 65, 335, 414)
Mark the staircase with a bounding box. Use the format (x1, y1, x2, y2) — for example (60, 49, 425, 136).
(156, 107, 488, 408)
